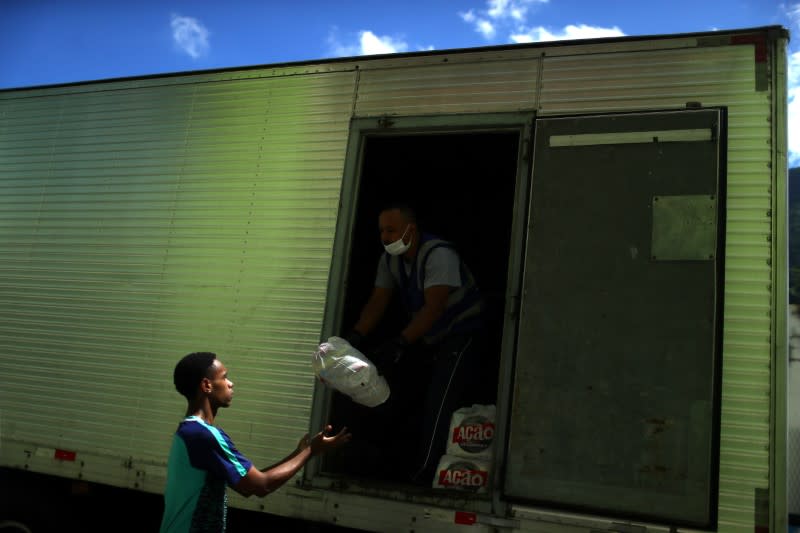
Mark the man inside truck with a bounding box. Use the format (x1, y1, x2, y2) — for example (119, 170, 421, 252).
(160, 351, 351, 533)
(344, 203, 485, 484)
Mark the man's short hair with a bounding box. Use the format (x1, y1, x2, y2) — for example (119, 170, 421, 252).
(380, 203, 417, 224)
(174, 352, 217, 400)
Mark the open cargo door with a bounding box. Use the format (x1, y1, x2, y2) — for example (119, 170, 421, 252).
(505, 109, 724, 527)
(317, 114, 532, 489)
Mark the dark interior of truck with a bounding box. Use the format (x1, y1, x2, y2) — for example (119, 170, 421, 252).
(323, 130, 520, 488)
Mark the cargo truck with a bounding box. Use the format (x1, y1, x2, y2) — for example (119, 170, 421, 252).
(0, 25, 790, 532)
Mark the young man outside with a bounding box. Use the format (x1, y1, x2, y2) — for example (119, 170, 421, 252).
(160, 351, 351, 533)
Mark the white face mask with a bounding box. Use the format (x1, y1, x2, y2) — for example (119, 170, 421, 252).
(383, 224, 411, 256)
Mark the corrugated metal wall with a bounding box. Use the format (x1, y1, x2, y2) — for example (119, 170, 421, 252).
(0, 71, 356, 486)
(355, 54, 539, 115)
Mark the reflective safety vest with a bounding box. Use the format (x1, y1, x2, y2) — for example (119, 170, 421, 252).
(384, 234, 483, 344)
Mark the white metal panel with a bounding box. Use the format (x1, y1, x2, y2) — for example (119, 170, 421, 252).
(355, 58, 539, 116)
(538, 45, 758, 113)
(0, 71, 357, 490)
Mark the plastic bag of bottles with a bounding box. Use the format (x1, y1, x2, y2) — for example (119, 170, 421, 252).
(312, 336, 390, 407)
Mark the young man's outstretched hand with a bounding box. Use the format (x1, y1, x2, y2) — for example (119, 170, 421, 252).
(235, 424, 351, 497)
(309, 424, 352, 455)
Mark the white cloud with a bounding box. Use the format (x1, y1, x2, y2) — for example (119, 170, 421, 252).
(461, 2, 620, 44)
(328, 29, 409, 57)
(460, 0, 547, 41)
(785, 3, 800, 166)
(487, 0, 548, 21)
(511, 23, 625, 43)
(459, 9, 495, 41)
(327, 29, 358, 57)
(477, 19, 496, 39)
(789, 49, 800, 167)
(787, 2, 800, 24)
(360, 31, 408, 54)
(171, 14, 209, 59)
(460, 9, 495, 39)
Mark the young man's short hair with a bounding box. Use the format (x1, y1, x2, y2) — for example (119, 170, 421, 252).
(173, 352, 217, 400)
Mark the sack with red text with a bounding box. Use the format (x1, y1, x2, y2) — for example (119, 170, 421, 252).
(432, 455, 491, 493)
(446, 404, 496, 459)
(311, 336, 390, 407)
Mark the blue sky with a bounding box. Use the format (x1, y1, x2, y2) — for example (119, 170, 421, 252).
(0, 0, 798, 164)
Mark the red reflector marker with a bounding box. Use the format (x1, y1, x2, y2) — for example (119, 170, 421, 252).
(54, 449, 76, 461)
(454, 511, 476, 525)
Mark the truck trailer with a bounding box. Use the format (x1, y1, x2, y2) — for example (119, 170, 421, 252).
(0, 25, 790, 532)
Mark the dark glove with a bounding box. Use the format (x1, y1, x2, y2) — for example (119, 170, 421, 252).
(371, 335, 409, 377)
(344, 330, 365, 349)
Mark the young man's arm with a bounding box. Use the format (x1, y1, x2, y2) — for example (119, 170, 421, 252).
(232, 425, 350, 497)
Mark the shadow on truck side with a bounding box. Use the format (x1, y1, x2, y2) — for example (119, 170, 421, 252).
(0, 467, 364, 533)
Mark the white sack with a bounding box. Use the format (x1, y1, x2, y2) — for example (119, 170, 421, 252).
(445, 404, 496, 459)
(312, 336, 390, 407)
(432, 454, 491, 493)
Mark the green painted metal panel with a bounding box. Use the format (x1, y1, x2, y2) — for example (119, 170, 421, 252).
(507, 109, 722, 526)
(0, 72, 356, 479)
